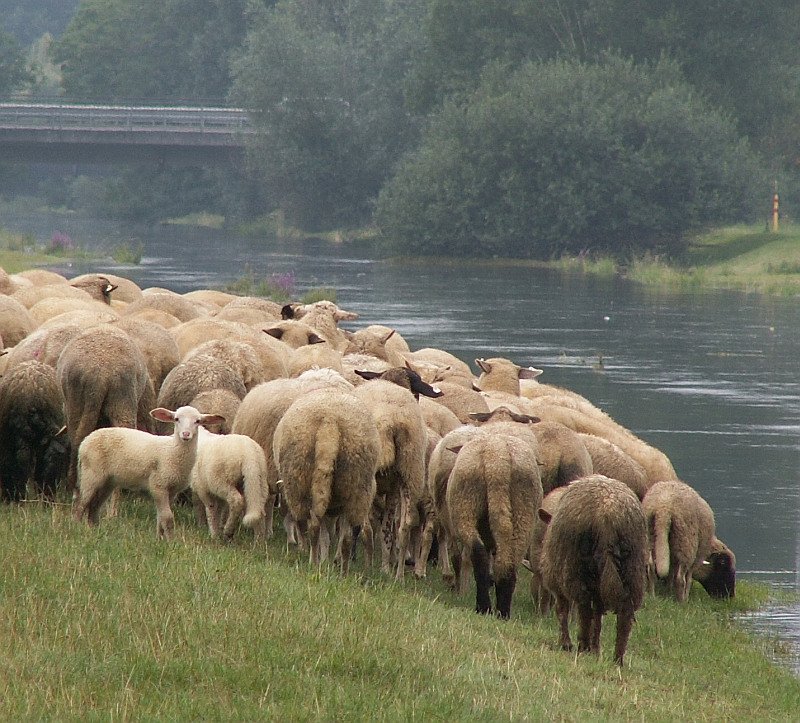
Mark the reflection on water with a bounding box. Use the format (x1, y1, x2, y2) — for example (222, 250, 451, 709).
(4, 211, 800, 670)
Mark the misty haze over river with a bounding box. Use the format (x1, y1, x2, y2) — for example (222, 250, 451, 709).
(4, 211, 800, 672)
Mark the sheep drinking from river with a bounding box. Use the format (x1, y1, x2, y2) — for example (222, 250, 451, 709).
(539, 474, 647, 666)
(74, 406, 224, 539)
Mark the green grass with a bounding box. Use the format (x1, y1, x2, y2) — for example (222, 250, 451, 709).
(0, 497, 797, 720)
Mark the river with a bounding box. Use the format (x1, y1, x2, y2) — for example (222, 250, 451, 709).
(3, 211, 800, 671)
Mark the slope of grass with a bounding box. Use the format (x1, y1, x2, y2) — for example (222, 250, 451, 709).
(0, 498, 797, 720)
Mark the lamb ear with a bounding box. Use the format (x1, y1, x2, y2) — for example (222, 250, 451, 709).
(446, 445, 463, 455)
(264, 327, 284, 340)
(381, 329, 396, 343)
(519, 366, 544, 380)
(150, 407, 176, 423)
(538, 508, 553, 524)
(475, 358, 491, 374)
(200, 414, 226, 428)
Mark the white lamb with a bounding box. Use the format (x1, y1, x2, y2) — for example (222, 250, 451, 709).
(190, 427, 272, 545)
(73, 406, 224, 539)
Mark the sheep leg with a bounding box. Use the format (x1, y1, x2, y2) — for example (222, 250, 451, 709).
(193, 491, 208, 529)
(205, 498, 222, 538)
(414, 517, 436, 579)
(105, 488, 122, 518)
(577, 602, 594, 653)
(457, 544, 473, 596)
(614, 608, 635, 666)
(590, 608, 603, 654)
(379, 492, 398, 575)
(152, 489, 175, 540)
(358, 521, 374, 568)
(494, 569, 516, 620)
(308, 516, 322, 566)
(438, 531, 456, 587)
(223, 489, 246, 541)
(319, 516, 335, 563)
(394, 487, 412, 581)
(471, 539, 493, 615)
(336, 521, 353, 576)
(264, 492, 277, 539)
(555, 595, 573, 652)
(675, 565, 690, 603)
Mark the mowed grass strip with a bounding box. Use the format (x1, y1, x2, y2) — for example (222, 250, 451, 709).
(0, 498, 797, 720)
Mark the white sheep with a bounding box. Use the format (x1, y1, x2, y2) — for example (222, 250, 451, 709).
(190, 427, 272, 545)
(73, 406, 224, 539)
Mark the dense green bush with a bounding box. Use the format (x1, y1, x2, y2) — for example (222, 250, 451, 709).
(376, 56, 766, 258)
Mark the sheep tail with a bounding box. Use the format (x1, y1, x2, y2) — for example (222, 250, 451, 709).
(310, 418, 339, 521)
(652, 507, 672, 579)
(485, 443, 515, 579)
(242, 452, 268, 529)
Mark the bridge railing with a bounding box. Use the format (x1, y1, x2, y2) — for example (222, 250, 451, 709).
(0, 102, 253, 135)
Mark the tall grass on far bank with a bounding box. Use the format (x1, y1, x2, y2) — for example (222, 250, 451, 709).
(0, 498, 797, 720)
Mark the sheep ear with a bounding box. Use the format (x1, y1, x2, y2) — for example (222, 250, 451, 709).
(264, 327, 284, 340)
(538, 508, 553, 525)
(511, 412, 540, 424)
(354, 369, 381, 381)
(475, 358, 491, 374)
(333, 308, 359, 322)
(519, 366, 544, 380)
(446, 445, 463, 454)
(200, 414, 226, 428)
(381, 329, 396, 343)
(468, 411, 492, 424)
(308, 333, 325, 345)
(150, 407, 176, 423)
(411, 376, 443, 398)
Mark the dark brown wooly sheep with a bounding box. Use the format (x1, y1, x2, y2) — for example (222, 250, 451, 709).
(693, 536, 736, 599)
(642, 479, 717, 602)
(353, 367, 443, 580)
(540, 474, 648, 666)
(446, 421, 542, 618)
(0, 360, 68, 501)
(57, 325, 155, 491)
(274, 387, 380, 574)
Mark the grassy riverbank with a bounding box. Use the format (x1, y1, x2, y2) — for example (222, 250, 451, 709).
(0, 498, 797, 720)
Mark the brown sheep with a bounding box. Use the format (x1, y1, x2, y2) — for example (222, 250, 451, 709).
(69, 274, 117, 304)
(474, 356, 543, 396)
(642, 479, 717, 602)
(274, 387, 380, 573)
(263, 319, 326, 349)
(539, 474, 648, 666)
(57, 325, 155, 490)
(0, 360, 68, 501)
(429, 380, 490, 424)
(578, 433, 650, 500)
(445, 417, 542, 618)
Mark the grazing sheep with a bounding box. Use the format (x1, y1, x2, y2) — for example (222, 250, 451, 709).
(353, 367, 443, 579)
(189, 389, 241, 434)
(281, 300, 358, 351)
(190, 427, 272, 544)
(28, 297, 118, 327)
(74, 406, 224, 538)
(526, 485, 570, 614)
(231, 367, 356, 538)
(445, 418, 543, 618)
(12, 282, 91, 309)
(0, 360, 68, 501)
(57, 325, 155, 490)
(578, 433, 650, 500)
(539, 474, 648, 666)
(0, 295, 36, 347)
(263, 320, 326, 349)
(121, 292, 205, 324)
(340, 353, 391, 386)
(344, 328, 406, 367)
(474, 357, 543, 396)
(642, 479, 716, 602)
(155, 354, 247, 433)
(362, 324, 410, 354)
(407, 348, 474, 384)
(183, 338, 269, 391)
(2, 323, 85, 371)
(287, 341, 344, 378)
(693, 537, 736, 599)
(69, 274, 117, 304)
(111, 316, 181, 396)
(273, 388, 380, 573)
(70, 273, 142, 303)
(13, 269, 68, 287)
(183, 289, 237, 308)
(429, 380, 490, 424)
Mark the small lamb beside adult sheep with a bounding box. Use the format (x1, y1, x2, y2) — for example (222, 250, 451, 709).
(273, 387, 380, 573)
(445, 413, 543, 618)
(190, 427, 272, 544)
(74, 405, 224, 539)
(539, 474, 648, 666)
(642, 479, 718, 602)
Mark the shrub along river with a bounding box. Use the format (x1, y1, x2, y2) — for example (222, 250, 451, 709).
(5, 212, 800, 671)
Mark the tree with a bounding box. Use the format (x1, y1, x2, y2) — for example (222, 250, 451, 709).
(376, 56, 765, 259)
(0, 27, 31, 94)
(231, 0, 427, 229)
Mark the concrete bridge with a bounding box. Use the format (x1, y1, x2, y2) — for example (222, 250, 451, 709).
(0, 101, 254, 164)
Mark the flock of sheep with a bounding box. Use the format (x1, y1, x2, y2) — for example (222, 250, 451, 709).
(0, 265, 737, 666)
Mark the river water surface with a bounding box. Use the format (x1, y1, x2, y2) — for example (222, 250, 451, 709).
(5, 212, 800, 671)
